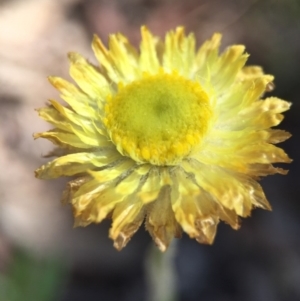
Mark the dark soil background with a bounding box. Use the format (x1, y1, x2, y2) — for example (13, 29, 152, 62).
(0, 0, 299, 301)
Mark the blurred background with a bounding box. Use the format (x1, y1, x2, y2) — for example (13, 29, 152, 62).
(0, 0, 300, 300)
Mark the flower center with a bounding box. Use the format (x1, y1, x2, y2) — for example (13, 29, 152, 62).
(104, 71, 212, 166)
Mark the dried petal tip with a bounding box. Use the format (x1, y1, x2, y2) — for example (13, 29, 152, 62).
(113, 233, 131, 251)
(155, 239, 168, 252)
(194, 217, 219, 244)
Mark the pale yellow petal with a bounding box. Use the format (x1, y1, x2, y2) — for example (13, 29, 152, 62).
(48, 76, 98, 117)
(73, 184, 123, 225)
(217, 207, 240, 230)
(72, 178, 108, 207)
(108, 33, 139, 82)
(74, 164, 147, 225)
(215, 76, 274, 125)
(172, 168, 239, 232)
(195, 33, 222, 73)
(182, 160, 270, 216)
(162, 27, 196, 77)
(68, 52, 111, 100)
(267, 129, 291, 144)
(236, 97, 291, 130)
(146, 186, 182, 252)
(61, 176, 90, 205)
(72, 161, 142, 225)
(110, 196, 145, 250)
(195, 35, 248, 96)
(163, 27, 185, 73)
(92, 35, 121, 83)
(36, 106, 75, 132)
(48, 100, 108, 146)
(237, 143, 291, 164)
(89, 159, 137, 183)
(138, 167, 161, 204)
(197, 128, 291, 174)
(114, 164, 151, 195)
(139, 26, 160, 73)
(34, 129, 93, 149)
(237, 66, 275, 93)
(49, 99, 90, 128)
(92, 34, 138, 83)
(212, 45, 248, 92)
(35, 150, 120, 179)
(238, 65, 264, 80)
(170, 168, 219, 243)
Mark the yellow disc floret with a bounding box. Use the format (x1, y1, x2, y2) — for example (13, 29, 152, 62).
(104, 70, 212, 166)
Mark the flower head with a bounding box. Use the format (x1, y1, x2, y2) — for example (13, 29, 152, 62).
(35, 26, 291, 251)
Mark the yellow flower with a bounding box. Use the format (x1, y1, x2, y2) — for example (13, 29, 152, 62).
(35, 26, 291, 251)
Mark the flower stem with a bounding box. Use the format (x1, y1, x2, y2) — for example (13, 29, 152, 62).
(145, 241, 178, 301)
